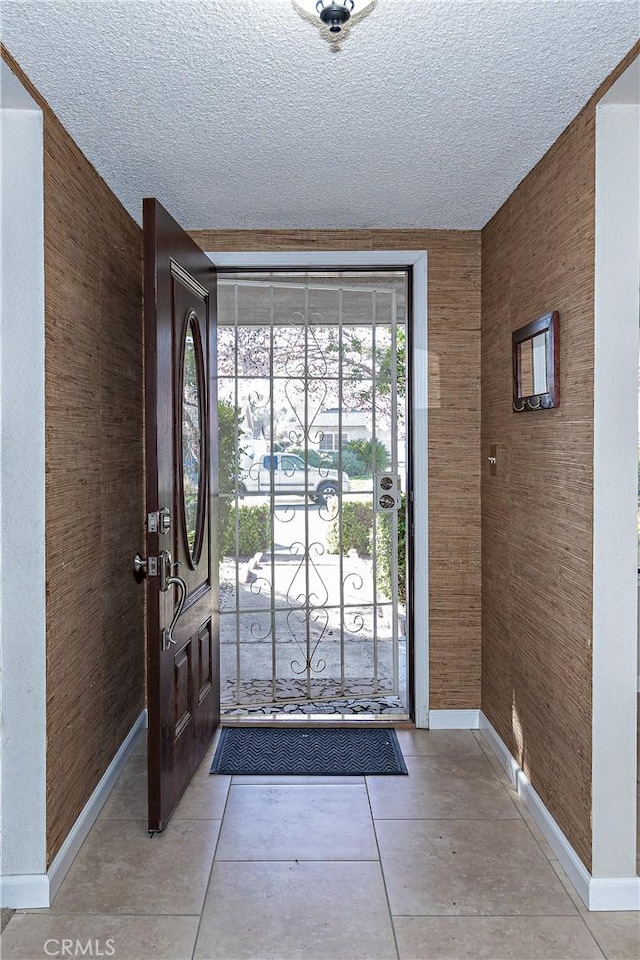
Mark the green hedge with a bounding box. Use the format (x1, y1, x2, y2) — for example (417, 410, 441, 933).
(326, 502, 373, 557)
(220, 503, 271, 558)
(218, 399, 246, 554)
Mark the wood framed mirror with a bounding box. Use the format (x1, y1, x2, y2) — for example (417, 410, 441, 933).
(512, 310, 559, 412)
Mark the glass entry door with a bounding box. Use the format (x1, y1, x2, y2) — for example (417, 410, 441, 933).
(217, 271, 409, 716)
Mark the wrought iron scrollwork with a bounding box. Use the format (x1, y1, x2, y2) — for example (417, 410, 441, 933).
(343, 571, 364, 594)
(286, 541, 329, 609)
(283, 312, 330, 379)
(250, 618, 272, 642)
(272, 502, 297, 523)
(316, 495, 339, 523)
(249, 575, 272, 598)
(288, 607, 328, 676)
(343, 609, 365, 635)
(284, 378, 328, 445)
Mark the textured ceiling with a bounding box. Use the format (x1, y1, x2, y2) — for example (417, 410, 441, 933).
(2, 1, 638, 230)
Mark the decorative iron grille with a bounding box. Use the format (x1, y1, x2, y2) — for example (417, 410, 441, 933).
(217, 272, 408, 713)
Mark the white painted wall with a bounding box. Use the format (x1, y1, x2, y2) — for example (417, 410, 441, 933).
(0, 61, 47, 882)
(592, 57, 640, 880)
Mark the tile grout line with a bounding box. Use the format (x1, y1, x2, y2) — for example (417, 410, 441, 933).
(472, 729, 564, 861)
(364, 773, 401, 960)
(13, 912, 205, 918)
(574, 920, 608, 960)
(472, 730, 609, 953)
(366, 816, 526, 821)
(476, 733, 565, 867)
(211, 857, 382, 862)
(546, 863, 609, 959)
(190, 746, 234, 960)
(389, 911, 593, 919)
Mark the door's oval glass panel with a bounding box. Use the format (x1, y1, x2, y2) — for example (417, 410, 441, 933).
(182, 319, 202, 561)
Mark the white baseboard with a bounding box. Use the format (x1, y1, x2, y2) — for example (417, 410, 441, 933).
(517, 765, 592, 909)
(479, 711, 640, 912)
(428, 709, 480, 729)
(0, 710, 147, 909)
(478, 712, 521, 786)
(0, 873, 50, 910)
(47, 709, 147, 902)
(589, 877, 640, 911)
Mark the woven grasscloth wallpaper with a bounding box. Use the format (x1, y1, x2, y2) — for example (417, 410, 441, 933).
(481, 42, 639, 870)
(1, 47, 146, 863)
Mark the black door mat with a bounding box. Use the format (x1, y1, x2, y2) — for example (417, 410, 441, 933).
(210, 726, 408, 776)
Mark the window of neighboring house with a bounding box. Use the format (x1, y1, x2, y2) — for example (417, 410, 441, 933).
(319, 432, 349, 452)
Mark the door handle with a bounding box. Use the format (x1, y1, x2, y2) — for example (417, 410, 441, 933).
(160, 549, 187, 651)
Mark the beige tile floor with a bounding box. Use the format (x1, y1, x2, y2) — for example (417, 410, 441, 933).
(2, 726, 638, 960)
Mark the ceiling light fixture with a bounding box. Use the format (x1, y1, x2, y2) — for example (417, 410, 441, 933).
(292, 0, 376, 46)
(318, 0, 353, 33)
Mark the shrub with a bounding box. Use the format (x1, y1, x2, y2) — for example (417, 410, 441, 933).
(340, 449, 368, 479)
(294, 440, 390, 479)
(219, 503, 270, 558)
(288, 446, 332, 469)
(345, 439, 389, 477)
(326, 502, 373, 557)
(376, 494, 407, 604)
(218, 399, 246, 553)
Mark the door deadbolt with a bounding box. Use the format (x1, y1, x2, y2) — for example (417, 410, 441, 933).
(147, 507, 172, 535)
(375, 474, 402, 511)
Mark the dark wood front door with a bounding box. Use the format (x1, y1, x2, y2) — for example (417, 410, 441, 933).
(143, 198, 219, 832)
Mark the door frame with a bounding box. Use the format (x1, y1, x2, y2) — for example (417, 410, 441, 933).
(208, 250, 429, 727)
(0, 59, 48, 906)
(591, 60, 639, 887)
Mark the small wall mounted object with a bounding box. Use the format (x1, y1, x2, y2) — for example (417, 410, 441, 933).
(512, 311, 559, 412)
